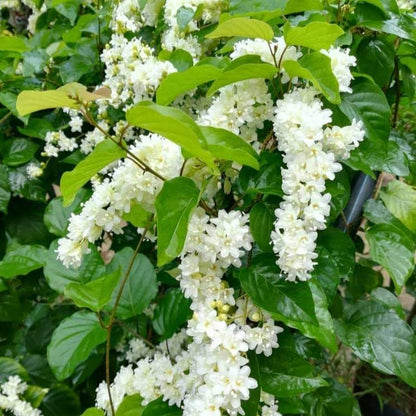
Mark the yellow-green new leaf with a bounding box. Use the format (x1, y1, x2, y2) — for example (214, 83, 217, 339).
(284, 22, 344, 50)
(0, 35, 28, 52)
(61, 140, 126, 206)
(206, 17, 274, 41)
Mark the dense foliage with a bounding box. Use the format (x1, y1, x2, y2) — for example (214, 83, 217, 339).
(0, 0, 415, 415)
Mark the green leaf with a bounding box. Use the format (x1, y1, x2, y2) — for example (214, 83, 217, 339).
(47, 311, 107, 380)
(40, 384, 81, 416)
(199, 125, 259, 169)
(356, 37, 395, 88)
(357, 0, 399, 14)
(126, 101, 218, 173)
(0, 36, 28, 52)
(64, 269, 122, 312)
(152, 288, 192, 339)
(283, 22, 344, 50)
(2, 138, 39, 167)
(380, 180, 416, 233)
(0, 165, 11, 214)
(258, 347, 328, 397)
(367, 224, 415, 292)
(339, 78, 391, 143)
(122, 203, 153, 228)
(0, 293, 23, 322)
(16, 89, 79, 116)
(24, 385, 48, 408)
(156, 65, 221, 106)
(176, 7, 195, 31)
(249, 202, 275, 252)
(284, 0, 323, 14)
(229, 0, 286, 20)
(283, 52, 340, 104)
(59, 54, 94, 83)
(107, 248, 158, 320)
(0, 357, 29, 384)
(207, 55, 278, 96)
(44, 241, 106, 293)
(155, 177, 200, 266)
(44, 190, 90, 237)
(370, 287, 405, 319)
(335, 300, 416, 388)
(206, 17, 274, 41)
(51, 0, 82, 24)
(81, 409, 105, 416)
(116, 394, 145, 416)
(0, 244, 48, 279)
(61, 140, 126, 206)
(303, 378, 361, 416)
(143, 397, 182, 416)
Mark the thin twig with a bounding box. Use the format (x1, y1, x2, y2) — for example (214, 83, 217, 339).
(0, 111, 12, 125)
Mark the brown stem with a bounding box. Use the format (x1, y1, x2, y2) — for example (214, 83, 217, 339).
(105, 229, 148, 416)
(0, 111, 12, 125)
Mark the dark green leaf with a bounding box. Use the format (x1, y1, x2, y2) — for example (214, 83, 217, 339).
(335, 300, 416, 387)
(40, 384, 81, 416)
(155, 177, 200, 266)
(143, 397, 182, 416)
(107, 248, 158, 320)
(249, 202, 275, 252)
(59, 54, 94, 83)
(0, 244, 48, 279)
(2, 138, 39, 166)
(0, 357, 29, 384)
(0, 165, 10, 214)
(241, 352, 261, 416)
(61, 140, 126, 206)
(152, 288, 192, 339)
(370, 287, 405, 319)
(47, 311, 107, 380)
(0, 293, 23, 322)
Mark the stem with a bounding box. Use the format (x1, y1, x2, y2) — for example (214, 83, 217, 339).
(105, 229, 148, 416)
(0, 111, 12, 125)
(392, 55, 400, 129)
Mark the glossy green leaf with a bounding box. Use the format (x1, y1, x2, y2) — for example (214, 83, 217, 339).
(64, 269, 122, 312)
(2, 138, 39, 167)
(61, 140, 126, 206)
(370, 287, 405, 319)
(229, 0, 286, 20)
(142, 397, 181, 416)
(200, 126, 259, 169)
(339, 78, 391, 143)
(116, 394, 145, 416)
(241, 352, 261, 416)
(284, 22, 344, 50)
(24, 385, 48, 408)
(0, 165, 11, 214)
(206, 17, 274, 41)
(283, 52, 340, 104)
(258, 347, 328, 397)
(335, 300, 416, 387)
(155, 177, 200, 266)
(357, 0, 399, 14)
(40, 384, 81, 416)
(249, 202, 275, 252)
(0, 357, 29, 383)
(367, 224, 414, 292)
(47, 311, 107, 380)
(106, 248, 158, 320)
(44, 241, 106, 292)
(207, 55, 278, 96)
(126, 101, 218, 173)
(152, 288, 192, 339)
(0, 244, 48, 279)
(380, 180, 416, 233)
(156, 65, 221, 106)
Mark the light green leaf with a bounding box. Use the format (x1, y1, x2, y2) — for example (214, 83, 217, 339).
(207, 55, 278, 96)
(61, 140, 126, 206)
(106, 249, 158, 320)
(152, 288, 192, 339)
(155, 177, 200, 266)
(284, 0, 323, 14)
(81, 409, 105, 416)
(116, 394, 145, 416)
(258, 347, 328, 397)
(380, 180, 416, 234)
(122, 203, 153, 228)
(0, 245, 48, 279)
(335, 300, 416, 388)
(367, 224, 415, 292)
(0, 36, 28, 52)
(64, 269, 122, 312)
(47, 311, 107, 380)
(206, 17, 274, 41)
(249, 202, 275, 252)
(200, 125, 259, 169)
(284, 22, 344, 50)
(126, 101, 218, 173)
(156, 65, 221, 106)
(143, 397, 181, 416)
(283, 52, 340, 103)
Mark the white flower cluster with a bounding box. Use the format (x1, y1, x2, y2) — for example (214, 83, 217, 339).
(0, 376, 44, 416)
(57, 134, 184, 268)
(397, 0, 415, 9)
(43, 130, 78, 157)
(101, 35, 176, 108)
(96, 208, 283, 416)
(271, 87, 364, 281)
